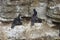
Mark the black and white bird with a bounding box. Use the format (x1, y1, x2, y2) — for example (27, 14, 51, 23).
(31, 9, 37, 26)
(31, 9, 42, 26)
(11, 14, 22, 29)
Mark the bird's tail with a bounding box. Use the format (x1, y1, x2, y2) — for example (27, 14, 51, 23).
(11, 24, 15, 29)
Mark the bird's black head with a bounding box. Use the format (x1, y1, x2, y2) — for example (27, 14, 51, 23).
(17, 14, 21, 18)
(33, 9, 36, 12)
(33, 9, 37, 16)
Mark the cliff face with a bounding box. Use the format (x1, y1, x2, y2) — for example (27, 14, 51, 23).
(0, 0, 47, 21)
(0, 0, 60, 22)
(0, 0, 60, 40)
(47, 0, 60, 22)
(0, 0, 34, 21)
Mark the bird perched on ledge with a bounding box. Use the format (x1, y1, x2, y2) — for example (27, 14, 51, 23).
(11, 14, 22, 29)
(31, 9, 42, 26)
